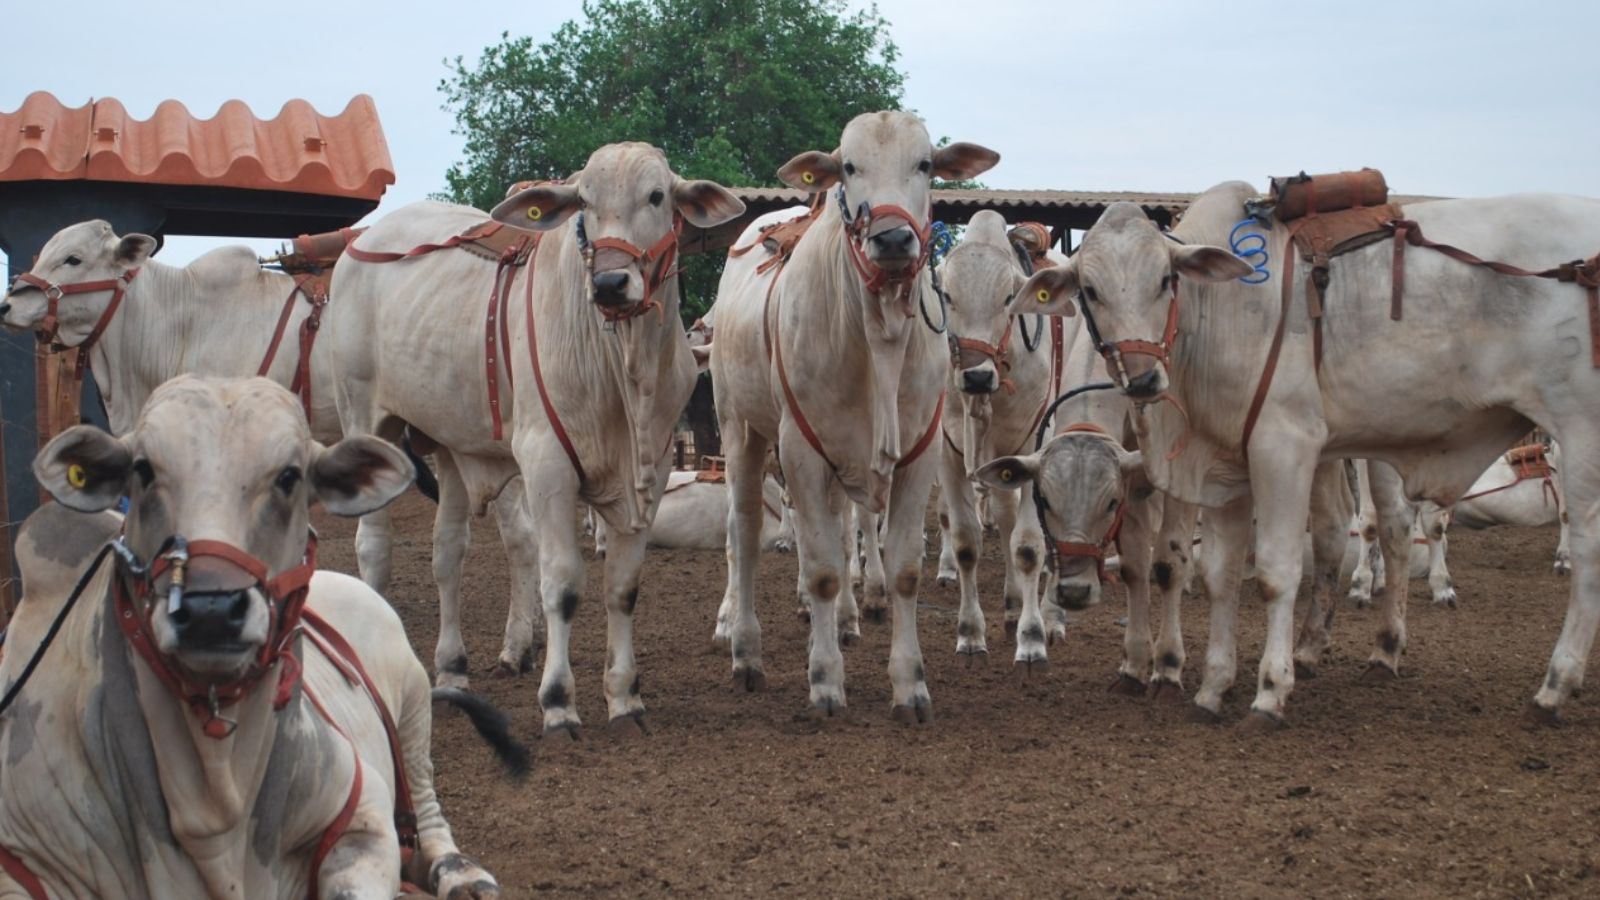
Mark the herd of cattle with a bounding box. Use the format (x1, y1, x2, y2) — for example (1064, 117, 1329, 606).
(0, 109, 1593, 896)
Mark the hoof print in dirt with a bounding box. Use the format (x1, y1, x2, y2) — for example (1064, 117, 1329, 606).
(1107, 673, 1146, 696)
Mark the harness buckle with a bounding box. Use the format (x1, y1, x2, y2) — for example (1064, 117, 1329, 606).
(164, 536, 191, 615)
(42, 284, 63, 302)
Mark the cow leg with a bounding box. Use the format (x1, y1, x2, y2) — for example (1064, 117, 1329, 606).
(354, 507, 394, 596)
(940, 439, 987, 657)
(992, 484, 1033, 645)
(857, 504, 888, 622)
(1366, 461, 1414, 676)
(1294, 461, 1356, 677)
(1420, 503, 1457, 607)
(884, 448, 938, 723)
(1556, 506, 1572, 575)
(317, 828, 403, 899)
(1009, 487, 1052, 669)
(724, 425, 771, 689)
(788, 455, 850, 714)
(492, 478, 543, 675)
(598, 525, 649, 731)
(1245, 447, 1320, 723)
(1150, 496, 1199, 695)
(836, 506, 863, 645)
(1114, 492, 1157, 690)
(1193, 494, 1252, 718)
(1532, 433, 1598, 717)
(936, 501, 959, 588)
(1347, 460, 1380, 608)
(524, 464, 585, 738)
(430, 451, 474, 690)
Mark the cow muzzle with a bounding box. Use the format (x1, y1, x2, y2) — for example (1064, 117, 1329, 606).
(1055, 576, 1100, 611)
(960, 365, 998, 395)
(867, 226, 919, 267)
(591, 267, 640, 307)
(1124, 365, 1167, 400)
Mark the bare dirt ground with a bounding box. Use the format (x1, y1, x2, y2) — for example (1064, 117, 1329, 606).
(313, 494, 1600, 898)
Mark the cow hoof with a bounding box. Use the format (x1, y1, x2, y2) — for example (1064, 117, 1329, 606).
(1046, 625, 1068, 647)
(1239, 709, 1286, 733)
(862, 605, 887, 624)
(807, 696, 848, 720)
(490, 658, 521, 679)
(444, 881, 500, 900)
(436, 671, 470, 691)
(1014, 657, 1049, 679)
(1293, 659, 1319, 680)
(1433, 589, 1459, 609)
(608, 712, 650, 738)
(732, 666, 768, 693)
(1108, 673, 1146, 697)
(795, 606, 811, 624)
(960, 646, 989, 667)
(1525, 701, 1563, 728)
(936, 572, 957, 588)
(1188, 704, 1224, 725)
(890, 702, 933, 725)
(1360, 661, 1400, 682)
(1149, 678, 1186, 704)
(839, 628, 861, 647)
(543, 720, 583, 742)
(774, 540, 793, 554)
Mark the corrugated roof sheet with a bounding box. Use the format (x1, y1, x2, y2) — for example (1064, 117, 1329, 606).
(0, 91, 394, 201)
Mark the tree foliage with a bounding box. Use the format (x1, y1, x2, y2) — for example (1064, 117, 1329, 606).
(440, 0, 906, 212)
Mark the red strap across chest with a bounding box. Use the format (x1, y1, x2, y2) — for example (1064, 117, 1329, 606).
(524, 243, 588, 482)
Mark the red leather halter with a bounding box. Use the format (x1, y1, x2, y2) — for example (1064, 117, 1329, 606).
(1081, 276, 1192, 462)
(1036, 423, 1126, 584)
(6, 268, 140, 379)
(112, 533, 319, 739)
(949, 316, 1018, 394)
(579, 213, 683, 323)
(256, 275, 330, 422)
(838, 192, 933, 312)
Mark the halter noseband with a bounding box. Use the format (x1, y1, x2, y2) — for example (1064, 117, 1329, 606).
(837, 184, 933, 312)
(1074, 274, 1192, 461)
(5, 269, 140, 379)
(947, 315, 1018, 394)
(111, 530, 318, 739)
(1032, 423, 1126, 584)
(574, 211, 683, 324)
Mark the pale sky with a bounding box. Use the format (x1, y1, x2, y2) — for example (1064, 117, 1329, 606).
(3, 0, 1596, 268)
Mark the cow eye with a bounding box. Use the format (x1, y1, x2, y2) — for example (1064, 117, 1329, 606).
(1082, 285, 1100, 304)
(275, 466, 302, 495)
(1107, 498, 1119, 513)
(917, 159, 932, 174)
(1158, 275, 1171, 294)
(133, 459, 155, 488)
(843, 161, 856, 177)
(64, 255, 82, 267)
(648, 188, 665, 207)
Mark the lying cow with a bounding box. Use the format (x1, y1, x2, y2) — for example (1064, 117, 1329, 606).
(0, 376, 525, 898)
(1018, 180, 1600, 724)
(594, 469, 793, 552)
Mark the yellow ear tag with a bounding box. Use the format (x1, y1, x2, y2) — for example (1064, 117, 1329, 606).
(1000, 468, 1013, 482)
(801, 171, 816, 185)
(1036, 289, 1050, 304)
(526, 206, 543, 221)
(67, 464, 88, 489)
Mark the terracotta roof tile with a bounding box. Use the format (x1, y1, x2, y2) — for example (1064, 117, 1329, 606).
(0, 91, 393, 201)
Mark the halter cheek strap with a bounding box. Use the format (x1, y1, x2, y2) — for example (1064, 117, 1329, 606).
(1078, 277, 1192, 462)
(6, 269, 141, 380)
(576, 212, 683, 323)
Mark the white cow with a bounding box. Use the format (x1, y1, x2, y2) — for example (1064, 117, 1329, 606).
(1019, 181, 1600, 724)
(1347, 459, 1456, 608)
(1453, 441, 1570, 573)
(1, 376, 524, 899)
(710, 111, 998, 721)
(486, 143, 745, 736)
(0, 221, 550, 696)
(933, 211, 1085, 663)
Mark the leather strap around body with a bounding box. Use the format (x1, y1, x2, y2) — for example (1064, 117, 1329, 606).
(524, 243, 587, 482)
(257, 275, 329, 422)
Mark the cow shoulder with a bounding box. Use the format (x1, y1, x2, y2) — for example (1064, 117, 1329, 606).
(15, 503, 121, 604)
(184, 244, 272, 294)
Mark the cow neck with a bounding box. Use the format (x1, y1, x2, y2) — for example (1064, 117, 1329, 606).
(766, 208, 944, 498)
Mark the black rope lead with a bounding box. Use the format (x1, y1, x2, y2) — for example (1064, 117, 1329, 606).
(0, 543, 115, 720)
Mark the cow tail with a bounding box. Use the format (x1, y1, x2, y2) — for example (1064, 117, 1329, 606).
(401, 433, 440, 503)
(431, 687, 531, 777)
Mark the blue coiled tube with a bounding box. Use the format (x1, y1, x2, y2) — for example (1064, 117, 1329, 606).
(1229, 218, 1271, 284)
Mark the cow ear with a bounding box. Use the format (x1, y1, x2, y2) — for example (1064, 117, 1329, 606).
(1170, 244, 1254, 283)
(1014, 259, 1079, 318)
(1117, 448, 1153, 499)
(690, 343, 712, 373)
(34, 425, 133, 512)
(932, 142, 1000, 181)
(673, 179, 746, 229)
(777, 150, 841, 193)
(310, 436, 415, 517)
(114, 233, 157, 267)
(974, 453, 1040, 490)
(492, 182, 583, 232)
